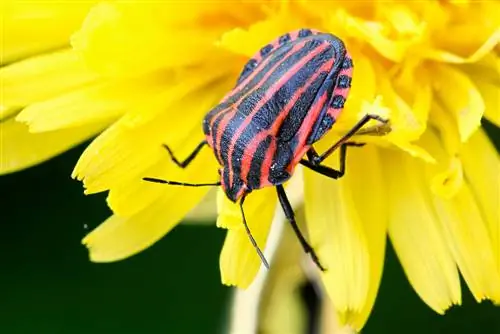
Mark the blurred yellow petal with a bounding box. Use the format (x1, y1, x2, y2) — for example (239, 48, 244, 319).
(107, 144, 218, 217)
(345, 148, 388, 329)
(474, 77, 500, 127)
(184, 188, 218, 223)
(429, 28, 500, 63)
(428, 102, 461, 155)
(381, 84, 424, 143)
(304, 166, 369, 315)
(71, 2, 240, 77)
(0, 49, 99, 108)
(384, 150, 461, 314)
(217, 7, 302, 59)
(304, 144, 381, 326)
(72, 78, 227, 194)
(218, 186, 278, 288)
(16, 74, 171, 132)
(0, 117, 105, 175)
(433, 65, 484, 142)
(423, 128, 500, 302)
(431, 183, 500, 303)
(1, 1, 94, 63)
(83, 186, 209, 262)
(1, 106, 21, 122)
(308, 146, 388, 330)
(430, 156, 464, 199)
(339, 7, 424, 63)
(258, 209, 306, 334)
(452, 130, 500, 291)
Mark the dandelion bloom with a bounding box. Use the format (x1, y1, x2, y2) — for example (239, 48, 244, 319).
(2, 1, 499, 330)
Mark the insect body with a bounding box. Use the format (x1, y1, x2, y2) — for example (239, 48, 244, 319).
(144, 28, 388, 270)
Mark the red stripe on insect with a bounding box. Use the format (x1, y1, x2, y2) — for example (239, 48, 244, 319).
(221, 40, 307, 105)
(214, 41, 312, 164)
(290, 92, 330, 168)
(259, 137, 277, 188)
(269, 60, 334, 135)
(227, 42, 331, 187)
(239, 58, 335, 185)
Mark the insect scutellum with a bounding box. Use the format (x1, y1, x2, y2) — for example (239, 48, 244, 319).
(142, 28, 391, 272)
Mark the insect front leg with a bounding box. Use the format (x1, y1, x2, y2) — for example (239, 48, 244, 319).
(163, 140, 207, 168)
(275, 185, 326, 271)
(300, 142, 364, 180)
(312, 114, 388, 165)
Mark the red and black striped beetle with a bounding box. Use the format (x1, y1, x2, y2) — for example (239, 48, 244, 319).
(144, 28, 388, 270)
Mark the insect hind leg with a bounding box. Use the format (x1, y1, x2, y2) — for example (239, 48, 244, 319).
(163, 140, 207, 168)
(276, 184, 326, 271)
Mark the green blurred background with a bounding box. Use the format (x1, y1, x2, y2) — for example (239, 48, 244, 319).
(1, 120, 499, 334)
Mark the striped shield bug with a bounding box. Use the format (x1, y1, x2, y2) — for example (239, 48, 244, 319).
(143, 28, 389, 271)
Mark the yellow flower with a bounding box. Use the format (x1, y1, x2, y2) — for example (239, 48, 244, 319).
(1, 1, 100, 173)
(2, 1, 499, 331)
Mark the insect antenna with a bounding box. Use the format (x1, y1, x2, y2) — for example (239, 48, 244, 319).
(142, 177, 221, 187)
(240, 195, 270, 269)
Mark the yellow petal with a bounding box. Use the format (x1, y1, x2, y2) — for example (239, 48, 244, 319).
(83, 186, 209, 263)
(0, 117, 105, 175)
(381, 82, 425, 143)
(338, 8, 423, 63)
(184, 188, 218, 223)
(332, 54, 381, 133)
(1, 2, 94, 63)
(432, 64, 484, 142)
(419, 130, 500, 302)
(459, 130, 500, 282)
(428, 28, 500, 63)
(72, 78, 227, 194)
(107, 145, 218, 217)
(391, 140, 436, 164)
(304, 144, 380, 325)
(431, 183, 500, 302)
(304, 167, 369, 314)
(71, 2, 236, 77)
(0, 49, 99, 108)
(1, 106, 21, 122)
(315, 146, 387, 330)
(16, 74, 171, 132)
(217, 8, 302, 59)
(218, 186, 278, 288)
(428, 102, 461, 155)
(474, 77, 500, 127)
(383, 150, 461, 314)
(121, 69, 232, 128)
(460, 52, 500, 86)
(430, 156, 464, 199)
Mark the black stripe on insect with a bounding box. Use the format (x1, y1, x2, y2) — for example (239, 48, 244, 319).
(142, 29, 390, 272)
(143, 113, 389, 271)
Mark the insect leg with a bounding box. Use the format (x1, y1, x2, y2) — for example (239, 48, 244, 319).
(312, 114, 388, 165)
(275, 184, 326, 271)
(163, 140, 207, 168)
(300, 143, 364, 179)
(240, 195, 270, 269)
